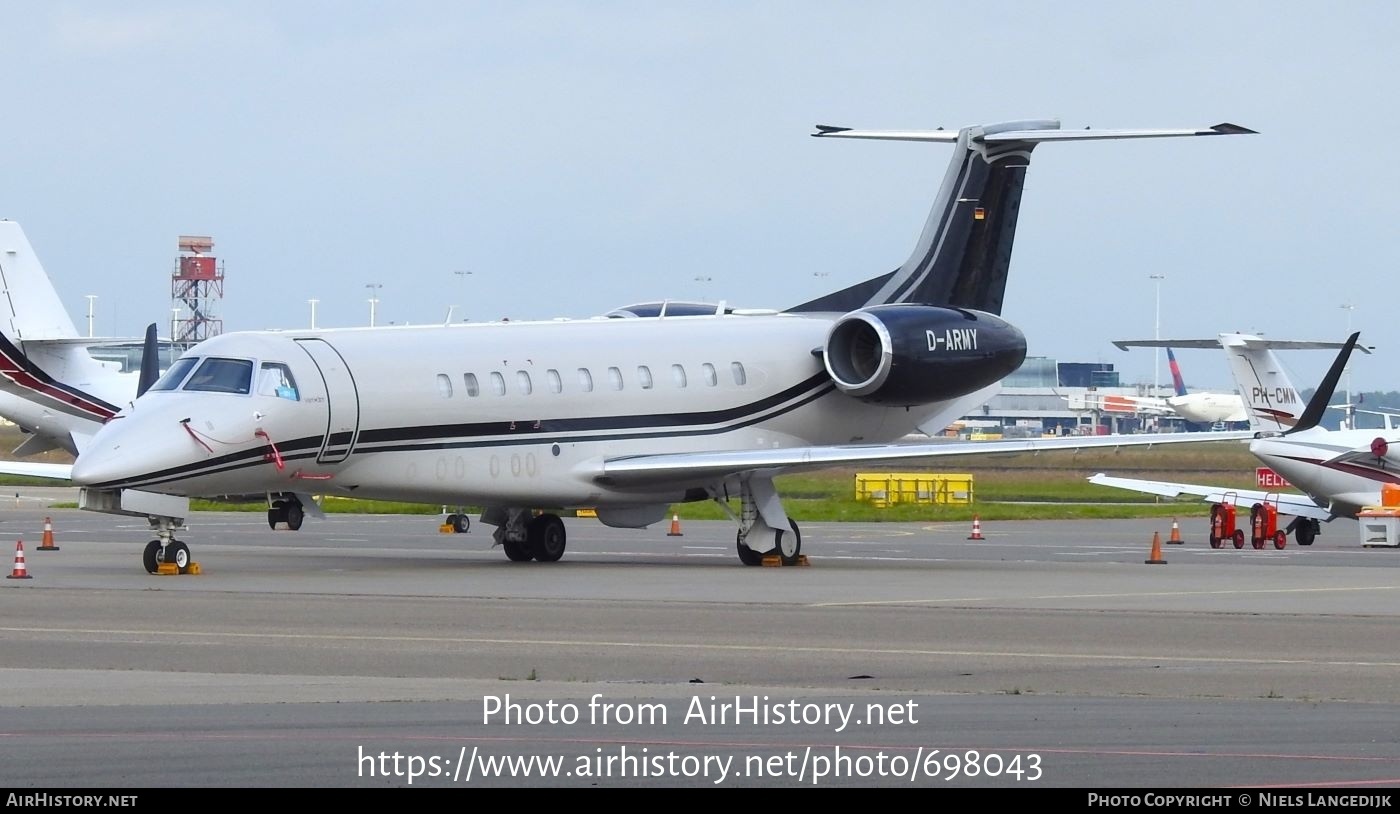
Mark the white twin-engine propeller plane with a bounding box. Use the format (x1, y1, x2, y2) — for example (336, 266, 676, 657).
(5, 118, 1257, 571)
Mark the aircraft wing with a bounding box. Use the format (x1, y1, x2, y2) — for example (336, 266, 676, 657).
(0, 461, 73, 481)
(1086, 473, 1331, 521)
(595, 431, 1254, 485)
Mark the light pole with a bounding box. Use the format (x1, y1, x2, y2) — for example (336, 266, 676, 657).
(170, 306, 181, 342)
(85, 295, 97, 338)
(694, 275, 712, 300)
(1150, 274, 1165, 398)
(366, 283, 382, 327)
(307, 298, 319, 330)
(1341, 303, 1355, 428)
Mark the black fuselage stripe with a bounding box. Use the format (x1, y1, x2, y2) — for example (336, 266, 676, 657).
(86, 378, 839, 489)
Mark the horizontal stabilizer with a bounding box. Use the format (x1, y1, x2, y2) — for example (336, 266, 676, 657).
(984, 123, 1256, 142)
(813, 123, 1255, 144)
(1115, 337, 1371, 353)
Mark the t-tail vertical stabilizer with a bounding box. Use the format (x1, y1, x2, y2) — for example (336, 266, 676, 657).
(789, 121, 1256, 315)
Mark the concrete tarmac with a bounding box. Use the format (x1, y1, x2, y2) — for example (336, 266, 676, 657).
(1, 505, 1398, 788)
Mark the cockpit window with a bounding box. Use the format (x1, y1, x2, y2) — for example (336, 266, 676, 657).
(182, 357, 254, 394)
(257, 362, 299, 401)
(148, 357, 199, 392)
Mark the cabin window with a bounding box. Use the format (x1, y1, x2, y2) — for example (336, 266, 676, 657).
(149, 357, 198, 392)
(517, 371, 533, 395)
(578, 368, 593, 392)
(490, 371, 506, 396)
(436, 373, 453, 398)
(671, 364, 687, 388)
(463, 373, 480, 397)
(731, 362, 747, 386)
(258, 363, 300, 401)
(608, 366, 623, 391)
(183, 357, 253, 395)
(702, 362, 717, 387)
(638, 365, 653, 390)
(546, 369, 562, 394)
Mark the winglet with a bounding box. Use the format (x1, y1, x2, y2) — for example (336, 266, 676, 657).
(1286, 332, 1360, 435)
(1210, 123, 1259, 135)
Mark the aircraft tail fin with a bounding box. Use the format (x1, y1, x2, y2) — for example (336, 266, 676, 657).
(1220, 334, 1309, 433)
(1117, 334, 1368, 434)
(788, 122, 1255, 315)
(1167, 348, 1188, 397)
(0, 221, 81, 341)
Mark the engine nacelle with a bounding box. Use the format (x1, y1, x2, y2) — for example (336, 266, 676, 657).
(822, 305, 1027, 405)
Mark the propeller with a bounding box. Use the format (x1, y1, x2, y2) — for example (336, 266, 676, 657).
(136, 323, 160, 398)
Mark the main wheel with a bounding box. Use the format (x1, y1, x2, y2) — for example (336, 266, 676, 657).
(285, 502, 305, 531)
(267, 506, 283, 530)
(502, 539, 532, 562)
(736, 533, 764, 566)
(528, 514, 566, 562)
(1296, 522, 1316, 546)
(166, 540, 191, 574)
(1232, 529, 1246, 549)
(453, 513, 470, 534)
(142, 540, 162, 574)
(777, 519, 802, 566)
(1273, 529, 1287, 550)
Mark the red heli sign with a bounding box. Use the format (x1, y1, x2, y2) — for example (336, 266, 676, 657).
(1256, 467, 1292, 488)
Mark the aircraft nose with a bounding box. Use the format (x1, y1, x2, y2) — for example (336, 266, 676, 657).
(70, 442, 143, 487)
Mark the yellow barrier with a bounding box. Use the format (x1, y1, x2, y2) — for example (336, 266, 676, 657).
(854, 472, 974, 508)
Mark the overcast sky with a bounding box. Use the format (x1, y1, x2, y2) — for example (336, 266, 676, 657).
(2, 2, 1395, 392)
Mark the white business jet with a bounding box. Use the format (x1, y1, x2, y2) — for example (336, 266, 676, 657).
(13, 119, 1257, 571)
(1091, 332, 1377, 546)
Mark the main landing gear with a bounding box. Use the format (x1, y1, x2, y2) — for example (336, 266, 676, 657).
(268, 495, 306, 531)
(142, 516, 193, 574)
(491, 508, 567, 563)
(1290, 517, 1319, 546)
(721, 475, 802, 567)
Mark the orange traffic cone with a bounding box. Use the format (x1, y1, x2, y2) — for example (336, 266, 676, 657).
(7, 540, 31, 579)
(967, 515, 985, 540)
(1145, 530, 1167, 565)
(1166, 517, 1183, 545)
(37, 516, 59, 551)
(666, 514, 683, 537)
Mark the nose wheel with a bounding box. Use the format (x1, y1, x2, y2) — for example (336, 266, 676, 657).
(142, 515, 193, 574)
(143, 539, 193, 574)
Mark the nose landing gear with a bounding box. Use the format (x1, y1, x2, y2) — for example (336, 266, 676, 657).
(142, 516, 193, 574)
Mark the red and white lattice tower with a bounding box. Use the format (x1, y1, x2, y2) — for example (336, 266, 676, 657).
(171, 235, 224, 343)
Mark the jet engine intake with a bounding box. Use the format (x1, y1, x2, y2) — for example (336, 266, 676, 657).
(822, 305, 1026, 405)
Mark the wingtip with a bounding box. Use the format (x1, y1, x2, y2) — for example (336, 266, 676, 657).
(1210, 123, 1259, 135)
(812, 124, 851, 137)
